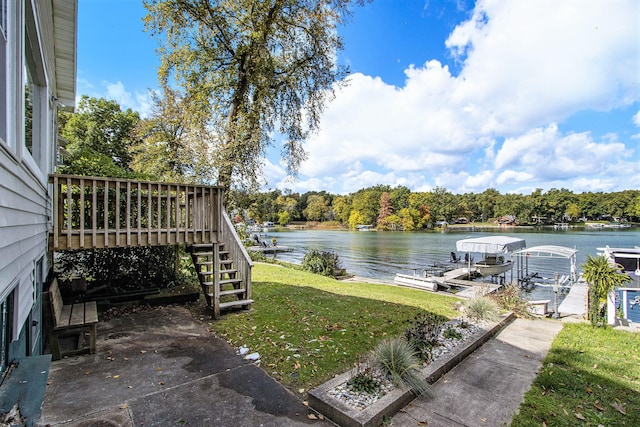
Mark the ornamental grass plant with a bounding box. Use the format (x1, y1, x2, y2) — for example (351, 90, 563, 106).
(464, 296, 500, 322)
(371, 337, 430, 396)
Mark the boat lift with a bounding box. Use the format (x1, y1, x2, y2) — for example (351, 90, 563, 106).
(512, 245, 578, 317)
(512, 245, 578, 289)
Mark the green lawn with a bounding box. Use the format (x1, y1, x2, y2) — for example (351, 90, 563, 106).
(209, 263, 640, 425)
(512, 323, 640, 426)
(209, 263, 460, 392)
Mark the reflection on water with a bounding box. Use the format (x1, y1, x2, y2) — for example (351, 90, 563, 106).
(266, 227, 640, 287)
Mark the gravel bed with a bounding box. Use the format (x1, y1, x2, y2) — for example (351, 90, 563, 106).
(330, 317, 483, 410)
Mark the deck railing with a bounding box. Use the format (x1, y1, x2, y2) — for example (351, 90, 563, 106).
(50, 174, 223, 251)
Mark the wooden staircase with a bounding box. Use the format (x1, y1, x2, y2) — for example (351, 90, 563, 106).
(48, 174, 253, 318)
(189, 242, 253, 318)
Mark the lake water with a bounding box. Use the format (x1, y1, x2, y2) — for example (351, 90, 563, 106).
(261, 226, 640, 302)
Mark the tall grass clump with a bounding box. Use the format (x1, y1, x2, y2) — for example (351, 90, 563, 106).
(371, 337, 430, 396)
(491, 284, 531, 318)
(465, 297, 500, 322)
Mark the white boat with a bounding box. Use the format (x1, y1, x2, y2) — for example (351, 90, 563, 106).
(356, 224, 375, 231)
(393, 273, 443, 291)
(456, 236, 526, 278)
(474, 254, 513, 276)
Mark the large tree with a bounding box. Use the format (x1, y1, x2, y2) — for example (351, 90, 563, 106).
(59, 96, 140, 178)
(143, 0, 367, 190)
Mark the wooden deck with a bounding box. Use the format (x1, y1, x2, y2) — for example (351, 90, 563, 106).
(50, 174, 223, 251)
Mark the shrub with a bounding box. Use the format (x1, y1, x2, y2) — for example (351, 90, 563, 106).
(465, 297, 500, 322)
(582, 255, 631, 326)
(491, 284, 531, 318)
(405, 312, 446, 362)
(371, 337, 430, 395)
(302, 249, 342, 276)
(54, 246, 185, 292)
(443, 326, 463, 340)
(346, 368, 382, 395)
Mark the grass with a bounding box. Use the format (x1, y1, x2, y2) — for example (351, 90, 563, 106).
(512, 323, 640, 426)
(208, 263, 460, 393)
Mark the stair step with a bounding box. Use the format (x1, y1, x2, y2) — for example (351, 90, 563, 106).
(220, 269, 238, 275)
(220, 278, 242, 286)
(219, 299, 253, 310)
(191, 251, 213, 257)
(190, 244, 215, 249)
(220, 289, 246, 296)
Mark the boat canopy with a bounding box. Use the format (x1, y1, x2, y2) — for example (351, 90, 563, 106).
(512, 245, 577, 259)
(456, 236, 526, 254)
(597, 246, 640, 259)
(513, 245, 579, 284)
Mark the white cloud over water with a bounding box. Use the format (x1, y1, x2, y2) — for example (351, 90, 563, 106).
(269, 0, 640, 195)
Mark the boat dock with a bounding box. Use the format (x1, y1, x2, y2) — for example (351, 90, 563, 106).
(394, 267, 502, 298)
(557, 278, 587, 316)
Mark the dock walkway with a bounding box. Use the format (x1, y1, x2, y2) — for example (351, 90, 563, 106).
(558, 278, 587, 316)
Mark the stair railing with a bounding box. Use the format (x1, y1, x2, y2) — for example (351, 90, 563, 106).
(219, 208, 253, 298)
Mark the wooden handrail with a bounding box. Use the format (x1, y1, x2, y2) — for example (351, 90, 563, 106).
(49, 174, 223, 251)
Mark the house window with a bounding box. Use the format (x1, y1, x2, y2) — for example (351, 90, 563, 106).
(23, 0, 46, 168)
(0, 0, 6, 39)
(0, 290, 14, 376)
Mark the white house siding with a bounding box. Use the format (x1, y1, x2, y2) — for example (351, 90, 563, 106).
(0, 150, 50, 338)
(0, 0, 76, 367)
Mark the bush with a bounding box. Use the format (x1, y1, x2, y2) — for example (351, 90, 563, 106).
(490, 284, 531, 318)
(371, 337, 430, 395)
(443, 326, 463, 340)
(54, 246, 186, 292)
(346, 368, 382, 395)
(465, 297, 500, 322)
(405, 312, 446, 362)
(302, 249, 343, 276)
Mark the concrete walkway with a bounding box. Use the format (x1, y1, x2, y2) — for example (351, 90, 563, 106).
(390, 318, 564, 427)
(37, 304, 329, 427)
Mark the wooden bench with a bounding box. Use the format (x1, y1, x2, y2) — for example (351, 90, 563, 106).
(48, 278, 98, 360)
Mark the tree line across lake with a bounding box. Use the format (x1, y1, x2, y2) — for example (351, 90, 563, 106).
(57, 96, 638, 232)
(233, 186, 640, 231)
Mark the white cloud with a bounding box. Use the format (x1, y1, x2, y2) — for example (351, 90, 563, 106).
(288, 0, 640, 195)
(104, 81, 152, 117)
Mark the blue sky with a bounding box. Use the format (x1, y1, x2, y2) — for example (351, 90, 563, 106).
(77, 0, 640, 195)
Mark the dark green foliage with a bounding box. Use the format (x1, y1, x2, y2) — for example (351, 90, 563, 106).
(443, 326, 463, 340)
(457, 319, 472, 329)
(346, 370, 382, 395)
(302, 249, 342, 277)
(55, 246, 185, 292)
(582, 255, 631, 326)
(405, 312, 447, 362)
